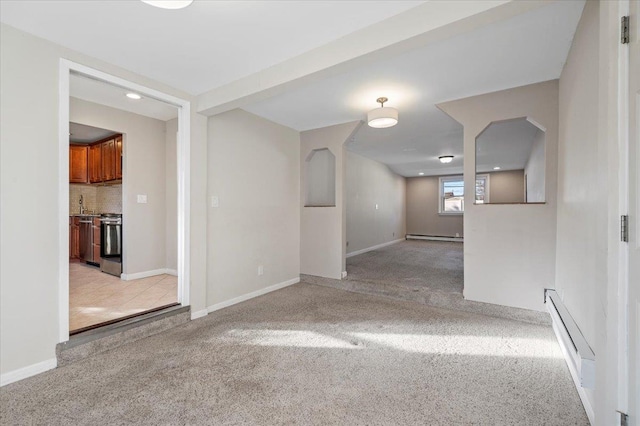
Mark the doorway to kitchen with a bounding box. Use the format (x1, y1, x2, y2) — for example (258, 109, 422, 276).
(59, 60, 191, 342)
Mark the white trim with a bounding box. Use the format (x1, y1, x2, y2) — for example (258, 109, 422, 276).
(341, 271, 348, 279)
(346, 239, 404, 258)
(1, 359, 57, 387)
(58, 59, 191, 344)
(207, 277, 300, 313)
(406, 235, 464, 243)
(190, 309, 208, 320)
(120, 268, 177, 281)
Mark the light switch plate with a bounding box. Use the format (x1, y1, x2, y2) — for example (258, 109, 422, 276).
(137, 195, 147, 204)
(211, 196, 219, 208)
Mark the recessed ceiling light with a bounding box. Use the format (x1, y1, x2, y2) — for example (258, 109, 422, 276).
(418, 172, 425, 176)
(126, 93, 142, 100)
(493, 166, 501, 170)
(439, 155, 454, 164)
(141, 0, 194, 9)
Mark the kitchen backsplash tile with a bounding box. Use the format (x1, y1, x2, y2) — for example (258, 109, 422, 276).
(69, 185, 97, 214)
(69, 184, 122, 214)
(96, 185, 122, 214)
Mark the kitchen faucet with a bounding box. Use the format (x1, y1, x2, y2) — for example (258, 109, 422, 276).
(79, 194, 86, 215)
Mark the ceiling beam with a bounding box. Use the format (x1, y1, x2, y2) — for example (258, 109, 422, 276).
(196, 0, 557, 117)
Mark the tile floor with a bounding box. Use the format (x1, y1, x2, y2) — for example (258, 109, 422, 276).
(69, 262, 178, 332)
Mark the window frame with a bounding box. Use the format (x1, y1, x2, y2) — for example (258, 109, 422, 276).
(438, 174, 490, 215)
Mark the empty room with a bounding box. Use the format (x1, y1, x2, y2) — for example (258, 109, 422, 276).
(1, 1, 638, 425)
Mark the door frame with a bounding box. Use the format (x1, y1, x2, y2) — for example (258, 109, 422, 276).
(58, 59, 191, 343)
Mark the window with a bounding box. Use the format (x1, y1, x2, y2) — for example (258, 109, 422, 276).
(439, 175, 489, 214)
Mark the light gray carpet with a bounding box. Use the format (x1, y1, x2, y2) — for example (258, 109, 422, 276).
(1, 283, 588, 425)
(347, 240, 464, 294)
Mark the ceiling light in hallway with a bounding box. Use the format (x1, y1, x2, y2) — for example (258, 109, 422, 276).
(141, 0, 194, 10)
(419, 172, 425, 176)
(493, 166, 501, 170)
(439, 156, 453, 164)
(125, 93, 142, 100)
(367, 97, 398, 128)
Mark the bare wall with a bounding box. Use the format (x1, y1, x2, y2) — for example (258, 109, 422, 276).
(406, 176, 463, 237)
(556, 0, 600, 409)
(300, 121, 361, 279)
(346, 151, 405, 254)
(207, 109, 300, 306)
(438, 80, 558, 313)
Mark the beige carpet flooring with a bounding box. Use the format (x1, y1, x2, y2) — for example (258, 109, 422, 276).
(1, 282, 587, 425)
(347, 240, 464, 294)
(70, 262, 178, 332)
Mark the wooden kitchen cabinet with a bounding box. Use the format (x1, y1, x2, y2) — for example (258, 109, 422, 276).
(89, 144, 102, 183)
(69, 145, 89, 183)
(102, 138, 116, 181)
(70, 217, 80, 259)
(115, 135, 123, 179)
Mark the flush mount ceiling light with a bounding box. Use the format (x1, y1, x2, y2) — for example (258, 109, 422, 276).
(367, 97, 398, 128)
(126, 93, 142, 100)
(439, 155, 454, 164)
(493, 166, 501, 170)
(141, 0, 194, 9)
(418, 172, 425, 176)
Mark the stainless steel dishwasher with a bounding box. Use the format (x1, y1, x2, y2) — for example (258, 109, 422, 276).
(78, 216, 97, 264)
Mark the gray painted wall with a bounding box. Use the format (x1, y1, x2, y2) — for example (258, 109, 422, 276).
(346, 151, 405, 254)
(525, 129, 546, 202)
(556, 0, 600, 408)
(207, 109, 300, 306)
(487, 169, 525, 204)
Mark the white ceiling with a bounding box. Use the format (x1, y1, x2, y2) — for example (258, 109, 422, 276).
(476, 118, 541, 174)
(70, 73, 179, 121)
(70, 122, 118, 144)
(243, 0, 585, 177)
(0, 0, 423, 95)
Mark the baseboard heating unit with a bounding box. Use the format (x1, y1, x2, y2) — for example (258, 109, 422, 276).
(406, 234, 463, 243)
(544, 289, 595, 424)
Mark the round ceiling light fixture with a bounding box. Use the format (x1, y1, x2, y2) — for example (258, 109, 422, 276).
(126, 93, 143, 100)
(367, 97, 398, 128)
(141, 0, 194, 9)
(418, 172, 425, 176)
(439, 155, 454, 164)
(493, 166, 501, 170)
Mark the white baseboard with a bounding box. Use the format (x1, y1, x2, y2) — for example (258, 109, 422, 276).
(207, 277, 300, 313)
(406, 234, 463, 243)
(121, 268, 176, 281)
(190, 309, 208, 320)
(1, 358, 57, 387)
(346, 238, 404, 258)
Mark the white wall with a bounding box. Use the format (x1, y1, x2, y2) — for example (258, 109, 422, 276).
(300, 121, 361, 279)
(346, 151, 405, 254)
(0, 23, 207, 378)
(70, 98, 172, 276)
(305, 149, 336, 206)
(438, 80, 558, 312)
(525, 129, 545, 202)
(207, 109, 300, 307)
(556, 0, 600, 410)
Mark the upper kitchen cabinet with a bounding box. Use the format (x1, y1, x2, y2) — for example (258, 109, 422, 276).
(102, 138, 116, 181)
(89, 144, 102, 183)
(69, 145, 89, 184)
(115, 135, 122, 179)
(70, 134, 123, 184)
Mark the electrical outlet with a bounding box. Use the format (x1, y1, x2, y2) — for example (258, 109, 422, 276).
(455, 232, 459, 238)
(375, 204, 379, 210)
(137, 194, 147, 204)
(258, 265, 264, 276)
(211, 196, 219, 208)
